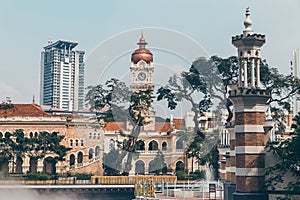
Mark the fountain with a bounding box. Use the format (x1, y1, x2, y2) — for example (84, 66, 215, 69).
(159, 162, 224, 199)
(204, 162, 214, 181)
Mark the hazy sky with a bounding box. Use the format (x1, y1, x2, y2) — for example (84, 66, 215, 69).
(1, 0, 300, 108)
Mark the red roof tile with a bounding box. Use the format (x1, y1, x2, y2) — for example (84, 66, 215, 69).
(155, 122, 171, 132)
(105, 122, 126, 131)
(0, 104, 51, 117)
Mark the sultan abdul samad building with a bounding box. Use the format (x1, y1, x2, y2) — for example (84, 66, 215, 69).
(103, 34, 199, 175)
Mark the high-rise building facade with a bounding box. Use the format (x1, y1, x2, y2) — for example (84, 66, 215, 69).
(40, 40, 85, 111)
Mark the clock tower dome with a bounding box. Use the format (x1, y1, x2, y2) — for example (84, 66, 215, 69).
(130, 33, 154, 92)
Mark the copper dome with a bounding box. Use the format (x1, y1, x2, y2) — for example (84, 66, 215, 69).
(131, 34, 153, 64)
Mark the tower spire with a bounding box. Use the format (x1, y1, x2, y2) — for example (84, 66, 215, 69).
(243, 7, 253, 37)
(137, 30, 147, 49)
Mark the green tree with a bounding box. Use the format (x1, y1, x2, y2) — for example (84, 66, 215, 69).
(103, 148, 123, 176)
(86, 78, 154, 175)
(86, 78, 130, 122)
(11, 129, 28, 173)
(0, 132, 14, 173)
(266, 114, 300, 192)
(153, 150, 165, 175)
(157, 55, 299, 180)
(25, 131, 70, 173)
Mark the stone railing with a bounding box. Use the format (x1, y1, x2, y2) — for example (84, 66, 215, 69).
(91, 175, 177, 185)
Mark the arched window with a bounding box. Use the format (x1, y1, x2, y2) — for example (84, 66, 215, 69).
(88, 148, 94, 160)
(136, 140, 145, 151)
(93, 133, 96, 139)
(176, 140, 184, 150)
(4, 132, 11, 138)
(148, 140, 158, 151)
(80, 139, 84, 146)
(43, 157, 56, 175)
(176, 161, 184, 172)
(77, 152, 83, 164)
(75, 139, 79, 147)
(162, 142, 167, 151)
(70, 154, 75, 166)
(89, 133, 92, 139)
(148, 160, 156, 174)
(34, 132, 38, 138)
(135, 160, 145, 175)
(95, 146, 100, 157)
(97, 133, 100, 140)
(70, 139, 73, 147)
(29, 132, 33, 138)
(162, 163, 168, 174)
(0, 132, 3, 138)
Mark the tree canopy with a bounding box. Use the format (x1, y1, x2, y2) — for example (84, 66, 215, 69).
(86, 78, 154, 174)
(0, 129, 70, 173)
(157, 55, 300, 180)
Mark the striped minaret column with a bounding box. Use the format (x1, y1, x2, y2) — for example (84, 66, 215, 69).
(218, 151, 227, 180)
(230, 8, 269, 199)
(224, 125, 236, 183)
(229, 90, 269, 199)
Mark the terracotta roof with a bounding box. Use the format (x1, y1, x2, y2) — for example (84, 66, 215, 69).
(105, 122, 127, 131)
(0, 104, 51, 117)
(155, 122, 171, 132)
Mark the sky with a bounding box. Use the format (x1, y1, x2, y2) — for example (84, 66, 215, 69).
(0, 0, 300, 115)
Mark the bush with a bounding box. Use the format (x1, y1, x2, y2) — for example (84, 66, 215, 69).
(26, 172, 51, 180)
(39, 173, 51, 180)
(74, 173, 93, 180)
(175, 171, 187, 180)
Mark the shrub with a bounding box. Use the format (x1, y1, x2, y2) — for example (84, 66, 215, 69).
(74, 173, 93, 180)
(26, 172, 51, 180)
(175, 171, 187, 180)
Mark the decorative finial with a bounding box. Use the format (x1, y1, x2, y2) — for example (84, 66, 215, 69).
(137, 30, 147, 49)
(32, 95, 35, 104)
(243, 7, 253, 36)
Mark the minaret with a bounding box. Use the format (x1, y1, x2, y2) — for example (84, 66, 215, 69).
(229, 8, 270, 200)
(232, 7, 265, 89)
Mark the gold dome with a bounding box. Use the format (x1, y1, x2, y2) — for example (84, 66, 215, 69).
(131, 34, 153, 64)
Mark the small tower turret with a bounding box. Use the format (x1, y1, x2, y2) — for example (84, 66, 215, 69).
(232, 8, 266, 89)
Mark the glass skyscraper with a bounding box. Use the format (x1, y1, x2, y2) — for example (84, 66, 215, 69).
(40, 40, 85, 111)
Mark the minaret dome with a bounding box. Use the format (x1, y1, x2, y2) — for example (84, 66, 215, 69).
(131, 32, 153, 64)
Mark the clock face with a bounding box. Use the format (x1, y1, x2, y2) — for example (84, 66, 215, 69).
(138, 72, 146, 81)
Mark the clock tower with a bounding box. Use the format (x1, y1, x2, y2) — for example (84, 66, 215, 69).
(130, 33, 154, 92)
(130, 33, 155, 131)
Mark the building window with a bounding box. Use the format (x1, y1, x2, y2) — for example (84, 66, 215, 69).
(93, 133, 96, 140)
(162, 142, 167, 151)
(81, 139, 84, 146)
(95, 146, 100, 157)
(97, 133, 100, 140)
(75, 139, 78, 147)
(70, 140, 73, 147)
(89, 148, 94, 160)
(89, 133, 92, 139)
